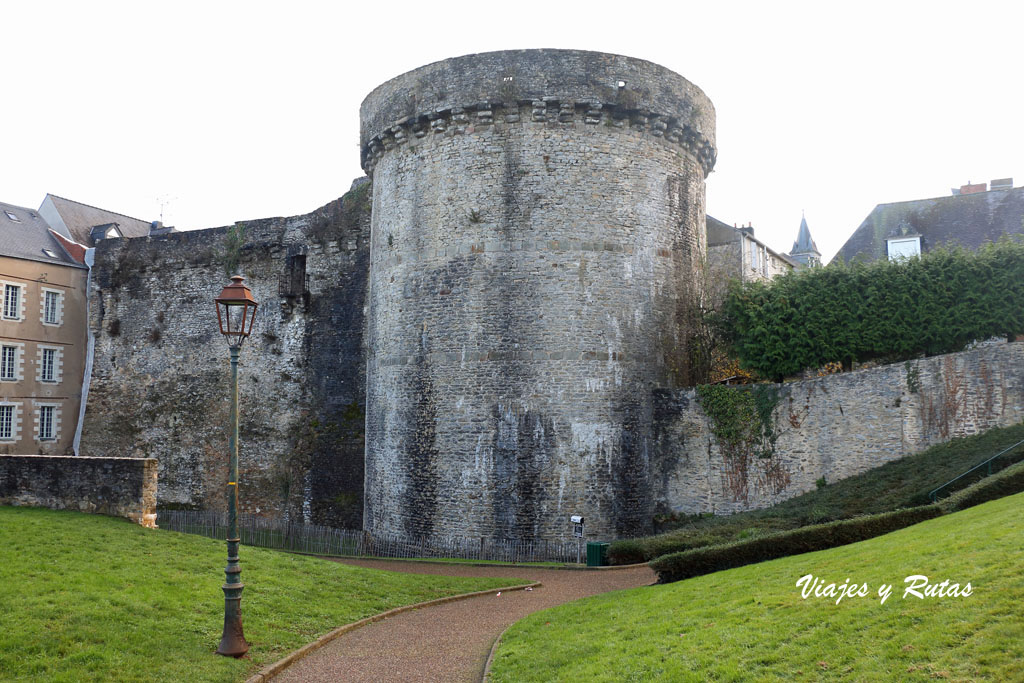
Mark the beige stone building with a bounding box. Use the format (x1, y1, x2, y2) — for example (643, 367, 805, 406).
(706, 216, 797, 306)
(0, 201, 89, 454)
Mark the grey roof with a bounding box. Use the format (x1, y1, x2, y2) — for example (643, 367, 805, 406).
(791, 215, 820, 255)
(0, 201, 84, 268)
(835, 185, 1024, 264)
(43, 194, 151, 246)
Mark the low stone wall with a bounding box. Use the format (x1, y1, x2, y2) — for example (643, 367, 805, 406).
(652, 341, 1024, 516)
(0, 455, 157, 526)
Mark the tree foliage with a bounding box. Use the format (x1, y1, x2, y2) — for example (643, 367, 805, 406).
(720, 238, 1024, 379)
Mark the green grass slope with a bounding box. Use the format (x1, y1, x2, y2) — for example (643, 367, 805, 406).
(491, 492, 1024, 682)
(612, 422, 1024, 563)
(0, 507, 520, 682)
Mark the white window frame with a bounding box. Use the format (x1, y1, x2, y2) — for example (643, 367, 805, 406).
(0, 403, 15, 441)
(38, 404, 55, 441)
(887, 237, 921, 261)
(35, 345, 62, 384)
(41, 347, 56, 382)
(0, 344, 20, 382)
(42, 288, 63, 326)
(2, 282, 24, 321)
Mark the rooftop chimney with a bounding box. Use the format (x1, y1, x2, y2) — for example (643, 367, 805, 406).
(990, 178, 1013, 191)
(959, 182, 987, 195)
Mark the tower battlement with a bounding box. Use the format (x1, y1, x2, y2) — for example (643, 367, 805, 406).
(359, 49, 717, 177)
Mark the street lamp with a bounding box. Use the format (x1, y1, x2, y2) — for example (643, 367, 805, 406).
(213, 274, 258, 657)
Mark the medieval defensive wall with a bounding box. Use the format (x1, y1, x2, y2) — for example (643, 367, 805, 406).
(71, 49, 1024, 547)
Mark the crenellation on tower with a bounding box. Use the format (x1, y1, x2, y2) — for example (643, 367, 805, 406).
(360, 100, 716, 177)
(359, 49, 716, 179)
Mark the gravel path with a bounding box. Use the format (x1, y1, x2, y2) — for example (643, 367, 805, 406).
(272, 559, 655, 682)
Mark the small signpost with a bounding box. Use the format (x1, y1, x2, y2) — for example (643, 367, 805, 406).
(571, 514, 584, 564)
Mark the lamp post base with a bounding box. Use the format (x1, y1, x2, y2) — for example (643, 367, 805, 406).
(216, 582, 249, 657)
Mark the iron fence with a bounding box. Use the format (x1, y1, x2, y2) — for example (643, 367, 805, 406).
(157, 510, 583, 563)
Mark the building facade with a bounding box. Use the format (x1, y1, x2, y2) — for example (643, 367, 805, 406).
(706, 217, 795, 305)
(0, 202, 88, 454)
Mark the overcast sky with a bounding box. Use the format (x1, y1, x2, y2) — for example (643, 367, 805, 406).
(4, 1, 1021, 262)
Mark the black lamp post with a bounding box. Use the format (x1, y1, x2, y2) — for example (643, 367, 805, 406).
(213, 275, 259, 657)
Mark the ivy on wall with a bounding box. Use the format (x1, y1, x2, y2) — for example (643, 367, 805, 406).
(695, 384, 780, 460)
(696, 383, 785, 502)
(720, 238, 1024, 380)
(221, 222, 247, 278)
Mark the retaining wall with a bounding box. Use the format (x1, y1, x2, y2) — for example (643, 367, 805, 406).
(0, 454, 157, 526)
(652, 341, 1024, 516)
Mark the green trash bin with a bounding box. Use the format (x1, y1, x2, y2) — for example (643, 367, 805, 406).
(586, 541, 610, 567)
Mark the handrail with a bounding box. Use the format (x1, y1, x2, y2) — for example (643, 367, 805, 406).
(928, 437, 1024, 502)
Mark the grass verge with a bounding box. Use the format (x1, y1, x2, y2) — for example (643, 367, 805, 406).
(0, 507, 521, 682)
(611, 421, 1024, 563)
(490, 491, 1024, 682)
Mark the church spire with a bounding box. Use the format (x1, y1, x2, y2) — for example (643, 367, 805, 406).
(789, 214, 821, 268)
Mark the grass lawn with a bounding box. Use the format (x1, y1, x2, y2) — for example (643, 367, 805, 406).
(0, 507, 521, 682)
(490, 491, 1024, 682)
(617, 422, 1024, 561)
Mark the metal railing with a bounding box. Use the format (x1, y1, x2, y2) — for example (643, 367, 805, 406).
(928, 437, 1024, 502)
(158, 509, 583, 564)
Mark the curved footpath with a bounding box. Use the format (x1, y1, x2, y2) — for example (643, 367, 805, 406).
(269, 558, 655, 682)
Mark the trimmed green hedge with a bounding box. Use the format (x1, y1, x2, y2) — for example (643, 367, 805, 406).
(649, 506, 941, 584)
(606, 539, 646, 565)
(607, 525, 769, 565)
(937, 459, 1024, 513)
(720, 239, 1024, 379)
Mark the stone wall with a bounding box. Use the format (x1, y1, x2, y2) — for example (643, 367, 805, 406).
(80, 182, 371, 526)
(652, 341, 1024, 516)
(362, 49, 716, 542)
(0, 454, 157, 526)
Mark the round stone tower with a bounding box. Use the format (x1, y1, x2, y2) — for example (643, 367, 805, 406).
(360, 49, 715, 542)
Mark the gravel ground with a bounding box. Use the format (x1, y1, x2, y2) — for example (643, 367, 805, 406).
(272, 559, 655, 682)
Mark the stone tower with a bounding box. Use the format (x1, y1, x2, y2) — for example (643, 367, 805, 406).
(360, 49, 716, 542)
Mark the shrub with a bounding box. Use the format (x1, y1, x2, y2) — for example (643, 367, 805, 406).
(649, 505, 942, 584)
(608, 521, 788, 565)
(720, 238, 1024, 379)
(606, 539, 645, 565)
(937, 459, 1024, 513)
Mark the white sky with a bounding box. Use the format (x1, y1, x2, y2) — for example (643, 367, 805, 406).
(3, 0, 1022, 262)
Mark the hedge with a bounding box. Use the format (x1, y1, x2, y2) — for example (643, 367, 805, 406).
(607, 539, 647, 565)
(937, 459, 1024, 513)
(720, 238, 1024, 379)
(649, 505, 942, 584)
(607, 526, 751, 565)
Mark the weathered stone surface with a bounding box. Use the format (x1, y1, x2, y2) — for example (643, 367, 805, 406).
(652, 341, 1024, 516)
(361, 50, 716, 541)
(80, 185, 371, 526)
(69, 50, 1022, 548)
(0, 454, 157, 526)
